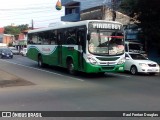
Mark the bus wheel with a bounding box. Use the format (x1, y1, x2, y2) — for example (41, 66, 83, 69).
(38, 55, 44, 67)
(67, 60, 75, 75)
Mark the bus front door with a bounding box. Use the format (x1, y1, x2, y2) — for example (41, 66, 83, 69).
(77, 30, 86, 71)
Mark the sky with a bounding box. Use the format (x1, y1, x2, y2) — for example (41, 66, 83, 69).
(0, 0, 64, 28)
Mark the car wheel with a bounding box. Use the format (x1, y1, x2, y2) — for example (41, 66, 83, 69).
(130, 66, 138, 75)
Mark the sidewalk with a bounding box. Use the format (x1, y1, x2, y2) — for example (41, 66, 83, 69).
(0, 69, 34, 88)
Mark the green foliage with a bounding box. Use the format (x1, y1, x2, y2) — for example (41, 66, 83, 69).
(4, 24, 29, 36)
(120, 0, 138, 16)
(4, 26, 21, 36)
(18, 24, 29, 32)
(120, 0, 160, 49)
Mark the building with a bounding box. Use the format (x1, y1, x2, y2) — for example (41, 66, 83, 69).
(0, 34, 14, 46)
(0, 27, 15, 46)
(61, 0, 130, 25)
(13, 30, 28, 51)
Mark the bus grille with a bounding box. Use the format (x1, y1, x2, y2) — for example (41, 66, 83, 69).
(96, 57, 119, 61)
(102, 66, 115, 71)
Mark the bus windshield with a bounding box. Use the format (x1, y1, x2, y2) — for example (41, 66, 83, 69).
(88, 30, 124, 56)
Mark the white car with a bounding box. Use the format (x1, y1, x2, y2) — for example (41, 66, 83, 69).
(124, 52, 160, 75)
(20, 48, 27, 56)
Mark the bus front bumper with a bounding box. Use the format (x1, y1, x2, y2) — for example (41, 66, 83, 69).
(84, 63, 124, 73)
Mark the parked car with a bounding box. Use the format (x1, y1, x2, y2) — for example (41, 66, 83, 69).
(9, 47, 19, 55)
(0, 48, 13, 59)
(124, 52, 160, 75)
(20, 48, 27, 56)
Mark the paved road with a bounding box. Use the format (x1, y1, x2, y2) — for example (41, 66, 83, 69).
(0, 55, 160, 120)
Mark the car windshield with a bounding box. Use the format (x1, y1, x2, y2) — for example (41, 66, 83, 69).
(129, 53, 147, 60)
(1, 49, 11, 53)
(88, 30, 124, 56)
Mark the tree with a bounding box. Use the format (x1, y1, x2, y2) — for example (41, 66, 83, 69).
(4, 24, 29, 36)
(18, 24, 29, 32)
(120, 0, 160, 53)
(4, 26, 21, 36)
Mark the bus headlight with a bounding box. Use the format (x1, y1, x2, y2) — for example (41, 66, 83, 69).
(87, 55, 98, 65)
(117, 58, 125, 65)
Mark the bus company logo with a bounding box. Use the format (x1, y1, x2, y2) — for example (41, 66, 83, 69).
(42, 48, 51, 51)
(2, 112, 11, 117)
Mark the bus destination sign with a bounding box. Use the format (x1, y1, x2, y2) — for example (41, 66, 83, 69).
(92, 23, 121, 30)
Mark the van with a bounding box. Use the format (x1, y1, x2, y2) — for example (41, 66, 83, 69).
(125, 41, 147, 56)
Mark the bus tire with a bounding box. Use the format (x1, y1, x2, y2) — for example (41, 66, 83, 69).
(38, 55, 44, 67)
(67, 59, 76, 75)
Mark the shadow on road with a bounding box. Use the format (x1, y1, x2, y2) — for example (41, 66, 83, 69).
(0, 69, 35, 88)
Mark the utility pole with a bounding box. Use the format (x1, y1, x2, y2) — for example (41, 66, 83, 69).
(31, 19, 34, 30)
(111, 0, 116, 21)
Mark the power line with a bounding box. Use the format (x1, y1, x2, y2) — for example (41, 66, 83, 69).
(0, 5, 64, 11)
(1, 10, 63, 18)
(0, 8, 64, 20)
(0, 15, 61, 20)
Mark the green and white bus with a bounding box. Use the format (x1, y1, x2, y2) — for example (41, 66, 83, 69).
(27, 20, 125, 74)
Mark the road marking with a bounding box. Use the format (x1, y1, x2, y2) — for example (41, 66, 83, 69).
(1, 60, 84, 82)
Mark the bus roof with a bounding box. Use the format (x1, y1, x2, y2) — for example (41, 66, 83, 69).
(28, 20, 123, 34)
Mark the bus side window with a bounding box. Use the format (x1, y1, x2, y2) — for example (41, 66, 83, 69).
(77, 30, 83, 46)
(57, 33, 62, 45)
(50, 31, 56, 45)
(28, 34, 34, 44)
(29, 34, 38, 44)
(66, 28, 77, 45)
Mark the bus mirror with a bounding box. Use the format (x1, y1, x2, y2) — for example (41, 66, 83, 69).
(87, 34, 91, 41)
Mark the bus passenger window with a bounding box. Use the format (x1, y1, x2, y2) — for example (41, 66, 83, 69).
(66, 29, 76, 45)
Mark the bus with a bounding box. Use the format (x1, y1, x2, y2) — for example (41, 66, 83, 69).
(27, 20, 125, 74)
